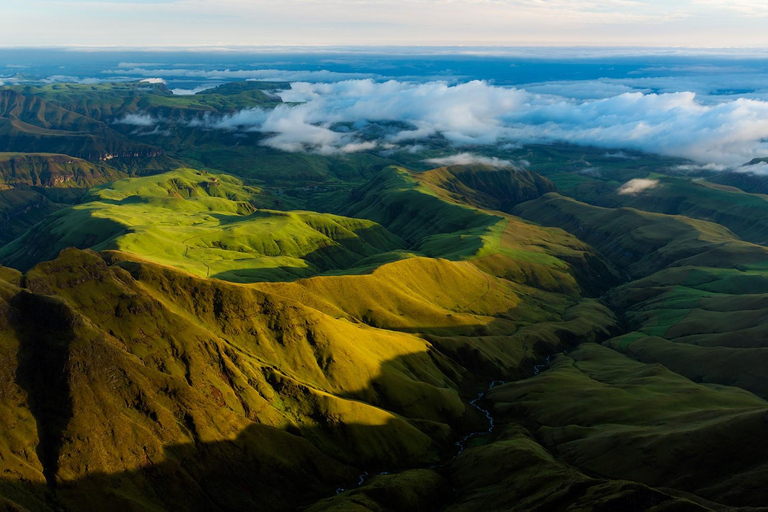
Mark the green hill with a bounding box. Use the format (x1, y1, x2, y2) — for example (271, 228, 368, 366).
(0, 152, 125, 188)
(10, 80, 284, 121)
(415, 164, 557, 212)
(0, 168, 409, 281)
(0, 244, 616, 511)
(2, 80, 768, 511)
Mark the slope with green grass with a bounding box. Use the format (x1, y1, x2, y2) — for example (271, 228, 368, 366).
(414, 164, 556, 212)
(12, 80, 284, 121)
(345, 166, 620, 296)
(0, 89, 163, 161)
(0, 168, 408, 281)
(0, 242, 620, 511)
(0, 152, 125, 188)
(563, 173, 768, 246)
(4, 79, 768, 510)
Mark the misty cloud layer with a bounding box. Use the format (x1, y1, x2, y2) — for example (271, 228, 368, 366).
(188, 79, 768, 165)
(617, 179, 660, 195)
(425, 153, 515, 168)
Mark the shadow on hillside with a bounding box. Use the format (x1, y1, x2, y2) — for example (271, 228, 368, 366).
(0, 420, 428, 512)
(0, 315, 577, 512)
(0, 250, 617, 512)
(12, 291, 77, 495)
(2, 345, 480, 512)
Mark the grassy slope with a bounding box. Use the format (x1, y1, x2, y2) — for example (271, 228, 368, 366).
(0, 165, 617, 295)
(513, 190, 768, 455)
(488, 344, 768, 507)
(0, 168, 407, 280)
(565, 173, 768, 246)
(0, 152, 125, 188)
(0, 88, 161, 161)
(11, 81, 283, 120)
(0, 158, 631, 510)
(4, 79, 768, 510)
(346, 166, 619, 296)
(0, 244, 617, 511)
(414, 164, 556, 212)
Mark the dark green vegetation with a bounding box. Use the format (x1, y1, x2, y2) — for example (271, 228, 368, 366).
(1, 81, 768, 511)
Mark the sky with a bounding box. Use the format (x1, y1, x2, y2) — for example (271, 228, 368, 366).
(2, 0, 768, 48)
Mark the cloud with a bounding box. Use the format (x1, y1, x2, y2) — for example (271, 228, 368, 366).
(736, 162, 768, 175)
(674, 163, 729, 172)
(187, 79, 768, 165)
(118, 62, 162, 68)
(39, 75, 109, 85)
(171, 84, 218, 95)
(617, 178, 660, 195)
(519, 73, 768, 104)
(140, 77, 166, 84)
(106, 67, 378, 82)
(692, 0, 768, 17)
(115, 113, 159, 127)
(425, 153, 514, 168)
(604, 151, 637, 159)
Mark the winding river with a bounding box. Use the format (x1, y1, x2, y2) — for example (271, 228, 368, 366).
(334, 354, 554, 495)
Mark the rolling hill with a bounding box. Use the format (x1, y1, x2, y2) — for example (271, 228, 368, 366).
(1, 80, 768, 511)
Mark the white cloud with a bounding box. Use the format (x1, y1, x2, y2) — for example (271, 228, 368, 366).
(736, 162, 768, 175)
(106, 67, 378, 82)
(674, 163, 729, 172)
(617, 178, 660, 195)
(140, 77, 166, 84)
(171, 84, 218, 95)
(692, 0, 768, 17)
(425, 153, 514, 168)
(188, 79, 768, 165)
(115, 113, 159, 127)
(604, 151, 637, 159)
(118, 62, 162, 68)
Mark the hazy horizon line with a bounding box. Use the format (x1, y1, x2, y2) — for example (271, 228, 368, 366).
(2, 45, 768, 58)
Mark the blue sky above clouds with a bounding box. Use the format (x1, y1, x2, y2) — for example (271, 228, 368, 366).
(2, 0, 768, 47)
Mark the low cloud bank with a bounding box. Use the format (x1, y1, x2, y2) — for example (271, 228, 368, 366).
(184, 79, 768, 164)
(425, 153, 514, 168)
(115, 113, 159, 127)
(171, 84, 218, 96)
(617, 179, 660, 195)
(736, 162, 768, 175)
(108, 67, 378, 82)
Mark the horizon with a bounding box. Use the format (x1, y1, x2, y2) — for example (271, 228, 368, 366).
(3, 1, 768, 48)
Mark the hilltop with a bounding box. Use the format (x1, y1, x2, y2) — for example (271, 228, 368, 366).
(0, 80, 767, 511)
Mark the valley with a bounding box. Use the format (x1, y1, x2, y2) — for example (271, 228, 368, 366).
(0, 80, 766, 512)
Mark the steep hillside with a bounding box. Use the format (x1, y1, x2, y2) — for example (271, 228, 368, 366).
(0, 247, 615, 511)
(0, 153, 126, 246)
(11, 80, 284, 122)
(0, 89, 163, 162)
(0, 169, 408, 280)
(561, 174, 768, 246)
(4, 80, 768, 511)
(0, 167, 619, 295)
(345, 166, 619, 296)
(0, 152, 125, 188)
(415, 164, 556, 212)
